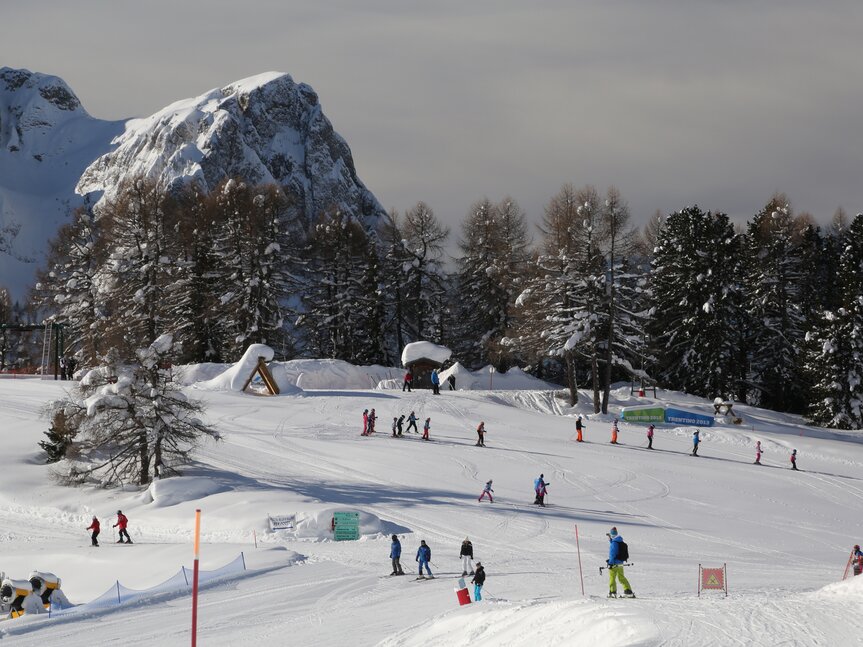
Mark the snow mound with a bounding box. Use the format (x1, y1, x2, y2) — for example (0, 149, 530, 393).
(379, 598, 660, 647)
(438, 363, 559, 391)
(813, 574, 863, 598)
(141, 476, 230, 507)
(287, 508, 410, 541)
(282, 359, 394, 390)
(193, 344, 299, 394)
(401, 341, 452, 367)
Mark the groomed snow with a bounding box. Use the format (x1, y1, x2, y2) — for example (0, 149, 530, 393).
(1, 363, 863, 645)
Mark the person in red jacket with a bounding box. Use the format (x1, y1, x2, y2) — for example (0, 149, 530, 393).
(86, 515, 100, 546)
(114, 510, 132, 543)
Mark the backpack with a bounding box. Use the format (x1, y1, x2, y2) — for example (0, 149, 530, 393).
(617, 540, 629, 562)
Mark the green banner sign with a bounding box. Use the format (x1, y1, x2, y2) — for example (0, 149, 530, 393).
(333, 511, 360, 541)
(621, 407, 665, 423)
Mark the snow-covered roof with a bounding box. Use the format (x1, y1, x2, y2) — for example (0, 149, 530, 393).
(400, 341, 452, 367)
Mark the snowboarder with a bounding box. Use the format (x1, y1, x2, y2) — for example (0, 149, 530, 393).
(646, 424, 655, 450)
(853, 545, 863, 576)
(478, 479, 494, 503)
(431, 369, 441, 395)
(691, 430, 700, 456)
(368, 408, 377, 434)
(362, 409, 369, 436)
(86, 515, 100, 547)
(422, 417, 431, 440)
(407, 411, 419, 434)
(448, 374, 456, 391)
(606, 527, 634, 598)
(460, 538, 475, 576)
(755, 440, 763, 465)
(576, 415, 584, 442)
(534, 474, 548, 507)
(397, 414, 405, 436)
(791, 448, 798, 470)
(471, 562, 486, 601)
(403, 370, 413, 392)
(392, 417, 398, 437)
(390, 534, 404, 575)
(476, 421, 486, 447)
(114, 510, 132, 543)
(416, 540, 433, 578)
(610, 418, 619, 444)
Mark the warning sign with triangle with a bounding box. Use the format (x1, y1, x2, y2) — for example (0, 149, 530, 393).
(699, 564, 727, 596)
(241, 357, 280, 396)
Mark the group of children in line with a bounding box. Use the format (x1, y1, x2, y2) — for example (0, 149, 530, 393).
(361, 410, 488, 446)
(388, 536, 486, 600)
(579, 415, 802, 469)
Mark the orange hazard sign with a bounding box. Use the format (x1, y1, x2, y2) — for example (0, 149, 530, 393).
(698, 564, 728, 596)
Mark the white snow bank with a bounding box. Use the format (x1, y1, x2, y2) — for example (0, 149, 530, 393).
(401, 341, 452, 367)
(437, 363, 559, 391)
(284, 359, 395, 390)
(379, 598, 660, 647)
(283, 508, 410, 541)
(813, 573, 863, 598)
(141, 477, 230, 508)
(193, 344, 299, 394)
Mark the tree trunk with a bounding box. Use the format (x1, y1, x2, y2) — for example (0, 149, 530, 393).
(565, 350, 578, 406)
(591, 352, 601, 413)
(139, 431, 150, 485)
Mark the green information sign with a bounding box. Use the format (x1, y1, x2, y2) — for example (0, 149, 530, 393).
(621, 407, 665, 423)
(333, 511, 360, 541)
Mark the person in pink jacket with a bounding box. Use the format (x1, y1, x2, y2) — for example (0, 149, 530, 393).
(755, 441, 763, 465)
(646, 424, 655, 450)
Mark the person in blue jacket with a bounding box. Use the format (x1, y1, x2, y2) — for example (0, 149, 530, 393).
(691, 430, 700, 456)
(389, 534, 404, 575)
(606, 526, 634, 598)
(416, 539, 434, 578)
(431, 369, 441, 395)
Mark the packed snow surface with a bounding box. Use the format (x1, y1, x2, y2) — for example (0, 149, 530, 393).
(1, 364, 863, 645)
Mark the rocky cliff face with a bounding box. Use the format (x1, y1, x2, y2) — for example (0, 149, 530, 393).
(0, 69, 385, 299)
(78, 71, 385, 228)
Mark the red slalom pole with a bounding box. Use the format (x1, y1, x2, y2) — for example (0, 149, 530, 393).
(191, 509, 201, 647)
(575, 524, 585, 596)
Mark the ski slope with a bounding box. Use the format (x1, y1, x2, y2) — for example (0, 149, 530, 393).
(2, 372, 863, 646)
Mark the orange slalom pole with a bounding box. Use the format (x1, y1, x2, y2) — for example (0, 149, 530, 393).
(575, 524, 585, 596)
(191, 509, 201, 647)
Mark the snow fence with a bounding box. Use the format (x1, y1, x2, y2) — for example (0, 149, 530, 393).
(49, 553, 246, 617)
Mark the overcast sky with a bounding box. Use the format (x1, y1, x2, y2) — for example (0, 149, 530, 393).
(4, 0, 863, 237)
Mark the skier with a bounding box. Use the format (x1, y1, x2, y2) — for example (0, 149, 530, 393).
(114, 510, 132, 543)
(392, 417, 398, 437)
(478, 479, 494, 503)
(755, 440, 763, 465)
(610, 418, 619, 444)
(576, 415, 585, 442)
(403, 370, 413, 392)
(362, 409, 369, 436)
(471, 562, 486, 601)
(460, 538, 475, 576)
(407, 411, 419, 434)
(534, 474, 548, 507)
(791, 448, 798, 470)
(853, 545, 863, 576)
(368, 408, 377, 434)
(691, 430, 700, 456)
(606, 527, 634, 598)
(431, 369, 441, 395)
(476, 421, 486, 447)
(422, 417, 431, 440)
(86, 515, 100, 547)
(390, 534, 404, 575)
(448, 374, 456, 391)
(416, 540, 433, 578)
(397, 414, 405, 436)
(646, 424, 655, 450)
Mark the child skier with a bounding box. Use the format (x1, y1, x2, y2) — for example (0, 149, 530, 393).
(610, 418, 619, 444)
(422, 417, 431, 440)
(478, 480, 494, 503)
(691, 430, 700, 456)
(362, 409, 369, 435)
(397, 414, 405, 436)
(606, 527, 634, 598)
(791, 448, 798, 470)
(476, 421, 486, 447)
(392, 417, 398, 437)
(114, 510, 132, 543)
(368, 408, 377, 434)
(534, 474, 548, 507)
(460, 538, 475, 576)
(853, 545, 863, 576)
(407, 411, 418, 433)
(86, 515, 100, 547)
(402, 370, 412, 392)
(755, 440, 763, 465)
(471, 562, 486, 601)
(576, 415, 585, 442)
(390, 535, 404, 575)
(646, 424, 655, 450)
(416, 540, 433, 578)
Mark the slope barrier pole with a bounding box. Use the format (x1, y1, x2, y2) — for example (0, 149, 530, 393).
(574, 524, 585, 596)
(191, 509, 201, 647)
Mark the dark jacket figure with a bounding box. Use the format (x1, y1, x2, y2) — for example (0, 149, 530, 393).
(460, 538, 474, 575)
(407, 411, 418, 433)
(791, 448, 798, 470)
(86, 516, 100, 546)
(392, 417, 398, 437)
(576, 415, 584, 442)
(390, 535, 404, 575)
(647, 424, 654, 449)
(416, 540, 433, 577)
(448, 374, 456, 390)
(368, 409, 377, 433)
(114, 510, 132, 543)
(476, 421, 486, 447)
(471, 562, 486, 601)
(403, 371, 413, 392)
(397, 415, 405, 436)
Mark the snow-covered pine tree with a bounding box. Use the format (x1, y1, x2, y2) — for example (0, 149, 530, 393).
(46, 334, 219, 486)
(742, 196, 807, 412)
(805, 213, 863, 428)
(649, 205, 746, 399)
(401, 202, 449, 343)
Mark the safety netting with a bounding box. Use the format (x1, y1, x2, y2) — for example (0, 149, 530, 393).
(50, 553, 246, 617)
